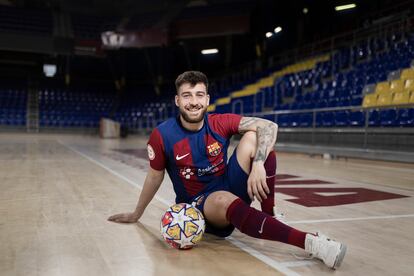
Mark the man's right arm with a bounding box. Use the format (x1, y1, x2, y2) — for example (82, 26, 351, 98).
(107, 167, 165, 223)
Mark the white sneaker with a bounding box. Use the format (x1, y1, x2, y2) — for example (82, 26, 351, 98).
(305, 232, 347, 269)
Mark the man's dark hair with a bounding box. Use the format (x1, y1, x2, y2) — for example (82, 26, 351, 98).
(175, 71, 209, 93)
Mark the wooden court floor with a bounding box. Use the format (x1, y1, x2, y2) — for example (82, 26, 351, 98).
(1, 133, 413, 276)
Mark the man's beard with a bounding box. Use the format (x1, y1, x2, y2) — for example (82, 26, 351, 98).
(179, 105, 207, 124)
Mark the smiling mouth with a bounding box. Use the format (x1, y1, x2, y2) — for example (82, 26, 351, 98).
(186, 106, 202, 113)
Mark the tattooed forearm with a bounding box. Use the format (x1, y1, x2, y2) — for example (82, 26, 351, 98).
(238, 117, 257, 133)
(254, 123, 276, 162)
(238, 117, 278, 162)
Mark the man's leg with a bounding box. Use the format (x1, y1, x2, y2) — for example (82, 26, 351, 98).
(203, 190, 347, 269)
(235, 131, 276, 215)
(204, 190, 306, 247)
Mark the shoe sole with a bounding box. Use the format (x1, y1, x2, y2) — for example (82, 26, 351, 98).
(332, 244, 347, 269)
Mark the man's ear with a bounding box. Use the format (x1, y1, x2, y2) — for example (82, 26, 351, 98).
(206, 94, 210, 106)
(175, 95, 179, 107)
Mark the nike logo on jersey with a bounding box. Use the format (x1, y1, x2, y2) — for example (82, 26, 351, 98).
(258, 217, 266, 234)
(176, 153, 190, 160)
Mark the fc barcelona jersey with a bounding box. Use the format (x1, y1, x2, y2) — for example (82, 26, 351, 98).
(147, 113, 242, 203)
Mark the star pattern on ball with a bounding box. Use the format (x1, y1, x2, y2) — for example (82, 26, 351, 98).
(169, 206, 193, 232)
(179, 233, 196, 247)
(191, 216, 205, 234)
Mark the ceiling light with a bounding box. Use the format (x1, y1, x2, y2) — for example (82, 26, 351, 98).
(303, 7, 309, 14)
(335, 3, 356, 11)
(201, 48, 218, 55)
(274, 26, 282, 33)
(265, 32, 273, 38)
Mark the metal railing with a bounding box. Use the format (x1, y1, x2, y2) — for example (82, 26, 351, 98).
(245, 104, 414, 148)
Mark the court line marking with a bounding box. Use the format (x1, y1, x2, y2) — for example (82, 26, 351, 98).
(59, 141, 302, 276)
(287, 214, 414, 225)
(57, 141, 171, 207)
(227, 237, 302, 276)
(280, 260, 315, 268)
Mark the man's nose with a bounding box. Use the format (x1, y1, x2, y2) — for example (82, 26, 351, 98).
(189, 95, 197, 104)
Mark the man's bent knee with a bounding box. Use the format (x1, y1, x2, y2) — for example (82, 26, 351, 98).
(204, 191, 238, 227)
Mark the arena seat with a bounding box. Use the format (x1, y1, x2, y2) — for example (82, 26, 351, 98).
(334, 111, 349, 127)
(363, 94, 378, 107)
(401, 68, 414, 80)
(410, 91, 414, 104)
(392, 91, 410, 105)
(349, 111, 365, 126)
(39, 89, 115, 128)
(380, 109, 397, 126)
(376, 93, 393, 106)
(368, 110, 380, 126)
(375, 82, 391, 95)
(405, 79, 414, 92)
(398, 108, 414, 126)
(390, 80, 404, 94)
(0, 88, 27, 127)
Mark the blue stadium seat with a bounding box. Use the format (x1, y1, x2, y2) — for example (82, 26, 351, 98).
(368, 110, 380, 127)
(299, 113, 313, 127)
(334, 111, 349, 127)
(277, 114, 291, 127)
(380, 109, 397, 127)
(397, 108, 414, 127)
(349, 111, 365, 126)
(322, 112, 334, 127)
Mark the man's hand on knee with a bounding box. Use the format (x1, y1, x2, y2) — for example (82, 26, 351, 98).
(247, 163, 270, 202)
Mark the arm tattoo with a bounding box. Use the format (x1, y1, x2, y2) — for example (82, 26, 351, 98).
(254, 123, 276, 163)
(238, 117, 257, 133)
(238, 117, 278, 162)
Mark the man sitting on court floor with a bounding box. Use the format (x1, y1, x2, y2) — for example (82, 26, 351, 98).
(108, 70, 347, 269)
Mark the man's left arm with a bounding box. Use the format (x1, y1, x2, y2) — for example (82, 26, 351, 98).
(238, 117, 279, 202)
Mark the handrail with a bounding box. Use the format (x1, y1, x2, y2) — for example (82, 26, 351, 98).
(245, 104, 414, 117)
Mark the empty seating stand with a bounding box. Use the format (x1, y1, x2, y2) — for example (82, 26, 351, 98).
(0, 88, 27, 127)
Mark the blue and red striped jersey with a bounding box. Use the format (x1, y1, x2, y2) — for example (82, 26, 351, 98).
(147, 113, 242, 203)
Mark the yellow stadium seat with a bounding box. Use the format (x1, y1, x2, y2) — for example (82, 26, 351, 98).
(207, 104, 216, 112)
(216, 97, 231, 105)
(401, 68, 414, 80)
(362, 93, 378, 107)
(390, 80, 404, 93)
(392, 92, 409, 105)
(405, 79, 414, 92)
(376, 93, 393, 106)
(410, 91, 414, 104)
(375, 82, 390, 94)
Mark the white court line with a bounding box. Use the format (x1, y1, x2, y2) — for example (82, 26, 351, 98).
(59, 140, 302, 276)
(280, 260, 314, 268)
(57, 141, 171, 207)
(287, 214, 414, 225)
(227, 237, 301, 276)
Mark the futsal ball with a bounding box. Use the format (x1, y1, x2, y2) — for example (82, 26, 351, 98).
(160, 203, 205, 249)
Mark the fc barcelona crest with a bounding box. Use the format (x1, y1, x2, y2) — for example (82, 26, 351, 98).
(207, 142, 221, 156)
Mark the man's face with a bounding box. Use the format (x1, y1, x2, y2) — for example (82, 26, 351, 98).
(175, 82, 210, 124)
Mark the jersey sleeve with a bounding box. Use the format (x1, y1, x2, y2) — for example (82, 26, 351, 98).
(147, 128, 166, 171)
(208, 113, 242, 138)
